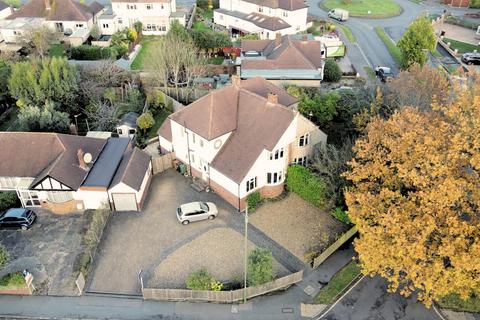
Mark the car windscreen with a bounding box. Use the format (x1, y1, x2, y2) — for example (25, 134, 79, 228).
(200, 203, 209, 212)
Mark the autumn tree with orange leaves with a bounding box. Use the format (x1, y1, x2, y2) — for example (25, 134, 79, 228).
(344, 79, 480, 306)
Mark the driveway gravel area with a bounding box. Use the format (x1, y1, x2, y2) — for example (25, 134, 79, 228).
(0, 209, 87, 296)
(87, 170, 241, 295)
(150, 227, 288, 288)
(249, 193, 347, 263)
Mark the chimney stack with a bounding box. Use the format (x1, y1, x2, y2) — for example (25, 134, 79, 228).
(231, 75, 241, 87)
(275, 33, 281, 47)
(267, 92, 278, 104)
(45, 0, 51, 10)
(77, 149, 88, 170)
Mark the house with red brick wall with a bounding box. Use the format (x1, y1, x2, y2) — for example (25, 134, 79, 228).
(158, 76, 327, 211)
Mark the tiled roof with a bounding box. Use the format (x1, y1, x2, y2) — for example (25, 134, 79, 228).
(242, 0, 308, 11)
(214, 8, 290, 31)
(7, 0, 104, 21)
(110, 147, 151, 191)
(168, 77, 298, 183)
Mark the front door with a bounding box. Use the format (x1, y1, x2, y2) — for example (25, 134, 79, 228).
(201, 159, 209, 182)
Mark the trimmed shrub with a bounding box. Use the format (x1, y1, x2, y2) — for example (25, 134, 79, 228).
(286, 165, 327, 208)
(71, 45, 121, 60)
(323, 59, 342, 82)
(248, 248, 274, 286)
(0, 192, 20, 212)
(246, 191, 262, 212)
(186, 268, 222, 291)
(331, 207, 351, 225)
(0, 244, 8, 269)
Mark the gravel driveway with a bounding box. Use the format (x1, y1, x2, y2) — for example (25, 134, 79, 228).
(87, 169, 240, 295)
(250, 193, 347, 263)
(0, 209, 87, 296)
(150, 227, 288, 288)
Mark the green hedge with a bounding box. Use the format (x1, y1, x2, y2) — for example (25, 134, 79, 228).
(0, 244, 8, 269)
(331, 207, 351, 225)
(247, 191, 262, 212)
(286, 165, 326, 208)
(0, 192, 20, 212)
(71, 45, 127, 60)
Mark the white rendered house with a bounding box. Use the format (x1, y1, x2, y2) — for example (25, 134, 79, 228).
(158, 76, 326, 210)
(0, 133, 152, 213)
(0, 0, 104, 45)
(213, 0, 309, 39)
(99, 0, 186, 36)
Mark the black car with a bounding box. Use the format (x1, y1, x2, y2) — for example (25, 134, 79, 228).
(375, 67, 394, 82)
(461, 52, 480, 65)
(0, 208, 37, 230)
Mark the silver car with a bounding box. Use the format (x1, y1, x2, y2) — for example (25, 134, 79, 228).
(176, 202, 218, 225)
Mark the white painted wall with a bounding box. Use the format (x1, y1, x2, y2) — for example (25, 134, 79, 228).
(239, 114, 297, 198)
(0, 7, 12, 20)
(74, 189, 110, 209)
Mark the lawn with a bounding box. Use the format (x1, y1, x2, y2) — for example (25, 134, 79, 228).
(192, 21, 210, 31)
(130, 36, 163, 71)
(437, 293, 480, 313)
(322, 0, 401, 18)
(335, 23, 355, 43)
(0, 272, 27, 290)
(147, 109, 171, 139)
(49, 43, 66, 57)
(363, 66, 376, 79)
(314, 261, 361, 304)
(443, 37, 480, 54)
(374, 26, 403, 66)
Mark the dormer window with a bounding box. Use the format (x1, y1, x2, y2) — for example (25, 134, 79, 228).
(299, 133, 310, 147)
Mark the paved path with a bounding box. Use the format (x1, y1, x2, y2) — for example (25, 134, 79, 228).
(227, 215, 306, 273)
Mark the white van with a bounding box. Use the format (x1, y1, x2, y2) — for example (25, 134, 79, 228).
(328, 8, 349, 21)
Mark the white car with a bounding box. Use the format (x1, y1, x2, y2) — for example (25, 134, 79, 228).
(176, 202, 218, 225)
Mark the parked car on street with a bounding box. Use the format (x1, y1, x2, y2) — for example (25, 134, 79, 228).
(176, 202, 218, 225)
(0, 208, 37, 230)
(328, 8, 349, 21)
(461, 52, 480, 65)
(375, 66, 394, 82)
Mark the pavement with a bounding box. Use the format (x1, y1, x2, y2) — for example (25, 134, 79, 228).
(0, 245, 355, 320)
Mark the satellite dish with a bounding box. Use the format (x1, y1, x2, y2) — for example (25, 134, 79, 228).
(83, 153, 93, 164)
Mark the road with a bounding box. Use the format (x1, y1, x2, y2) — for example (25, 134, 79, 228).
(318, 276, 442, 320)
(307, 0, 472, 75)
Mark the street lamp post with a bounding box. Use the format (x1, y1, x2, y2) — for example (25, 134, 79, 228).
(74, 114, 81, 135)
(243, 204, 249, 304)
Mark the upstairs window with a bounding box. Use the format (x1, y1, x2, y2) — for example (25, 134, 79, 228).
(269, 148, 284, 160)
(246, 177, 257, 192)
(293, 156, 307, 166)
(299, 133, 310, 147)
(282, 11, 288, 17)
(267, 171, 283, 184)
(146, 3, 153, 9)
(102, 23, 109, 28)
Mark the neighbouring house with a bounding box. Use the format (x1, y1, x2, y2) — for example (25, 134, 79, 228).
(213, 0, 309, 39)
(0, 0, 105, 46)
(0, 1, 12, 20)
(116, 112, 138, 139)
(158, 76, 326, 210)
(0, 132, 152, 213)
(238, 33, 324, 87)
(99, 0, 187, 36)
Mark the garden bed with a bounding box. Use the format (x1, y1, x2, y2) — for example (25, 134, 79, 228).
(314, 260, 361, 304)
(0, 272, 29, 295)
(443, 37, 480, 54)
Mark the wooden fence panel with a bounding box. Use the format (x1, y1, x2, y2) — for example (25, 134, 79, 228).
(312, 226, 357, 269)
(152, 153, 174, 175)
(142, 270, 303, 303)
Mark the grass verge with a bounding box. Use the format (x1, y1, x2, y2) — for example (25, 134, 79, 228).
(443, 37, 480, 54)
(314, 260, 361, 304)
(322, 0, 401, 18)
(437, 293, 480, 313)
(148, 109, 171, 139)
(374, 26, 403, 66)
(363, 66, 376, 79)
(0, 272, 26, 290)
(131, 36, 162, 71)
(335, 23, 355, 43)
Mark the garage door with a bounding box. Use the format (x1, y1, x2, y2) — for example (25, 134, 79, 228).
(112, 193, 138, 211)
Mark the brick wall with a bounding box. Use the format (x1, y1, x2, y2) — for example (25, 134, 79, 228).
(443, 0, 470, 7)
(41, 199, 84, 214)
(260, 183, 285, 198)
